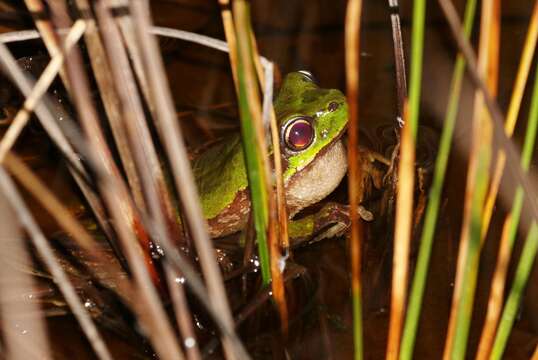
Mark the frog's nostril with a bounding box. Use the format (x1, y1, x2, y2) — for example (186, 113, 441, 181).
(328, 101, 339, 112)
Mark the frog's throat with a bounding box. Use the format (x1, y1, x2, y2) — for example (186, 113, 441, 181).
(284, 139, 348, 217)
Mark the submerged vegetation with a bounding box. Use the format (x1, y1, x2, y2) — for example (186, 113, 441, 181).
(0, 0, 536, 359)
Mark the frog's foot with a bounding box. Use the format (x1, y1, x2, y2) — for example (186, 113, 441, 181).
(289, 202, 373, 247)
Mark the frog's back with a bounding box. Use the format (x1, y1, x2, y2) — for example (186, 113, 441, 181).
(191, 135, 248, 222)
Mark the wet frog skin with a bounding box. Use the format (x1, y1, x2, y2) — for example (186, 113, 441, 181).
(192, 71, 377, 241)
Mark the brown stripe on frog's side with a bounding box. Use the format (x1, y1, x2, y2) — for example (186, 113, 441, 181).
(206, 189, 250, 238)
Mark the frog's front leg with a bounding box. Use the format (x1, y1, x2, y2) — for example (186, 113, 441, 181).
(289, 202, 373, 247)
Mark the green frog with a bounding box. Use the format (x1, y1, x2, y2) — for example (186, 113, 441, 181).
(192, 71, 383, 244)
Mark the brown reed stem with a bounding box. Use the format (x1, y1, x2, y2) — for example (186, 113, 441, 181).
(128, 3, 243, 358)
(0, 40, 116, 256)
(0, 168, 113, 360)
(165, 266, 202, 360)
(0, 19, 86, 162)
(0, 190, 52, 360)
(3, 153, 134, 303)
(387, 102, 414, 360)
(345, 0, 364, 358)
(443, 0, 498, 356)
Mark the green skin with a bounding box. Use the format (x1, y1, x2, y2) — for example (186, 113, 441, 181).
(192, 72, 366, 243)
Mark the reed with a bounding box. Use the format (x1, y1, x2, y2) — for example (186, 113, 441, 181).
(345, 0, 364, 358)
(0, 1, 536, 359)
(399, 0, 478, 358)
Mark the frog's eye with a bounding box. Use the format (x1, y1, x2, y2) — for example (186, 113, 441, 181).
(284, 117, 314, 151)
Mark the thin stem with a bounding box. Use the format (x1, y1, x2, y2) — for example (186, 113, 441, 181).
(232, 0, 271, 285)
(345, 0, 364, 358)
(399, 1, 478, 357)
(438, 0, 538, 228)
(387, 0, 426, 355)
(0, 190, 52, 360)
(128, 3, 242, 358)
(0, 19, 86, 162)
(0, 169, 113, 360)
(489, 224, 538, 359)
(445, 0, 498, 356)
(476, 51, 538, 359)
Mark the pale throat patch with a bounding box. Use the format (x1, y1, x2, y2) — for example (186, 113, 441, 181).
(285, 140, 348, 217)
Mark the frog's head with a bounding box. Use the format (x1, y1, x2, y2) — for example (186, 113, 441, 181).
(274, 71, 348, 182)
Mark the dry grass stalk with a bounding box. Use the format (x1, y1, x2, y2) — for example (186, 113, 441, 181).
(108, 0, 154, 112)
(475, 2, 538, 357)
(0, 40, 116, 248)
(46, 0, 160, 284)
(0, 168, 113, 360)
(475, 214, 513, 359)
(94, 1, 183, 246)
(0, 190, 52, 360)
(438, 0, 538, 227)
(165, 266, 202, 360)
(387, 102, 414, 360)
(481, 0, 538, 242)
(127, 2, 242, 358)
(3, 153, 134, 302)
(95, 3, 199, 352)
(219, 0, 239, 88)
(24, 0, 72, 92)
(74, 0, 147, 212)
(443, 0, 498, 357)
(345, 0, 365, 358)
(44, 3, 185, 358)
(0, 19, 86, 162)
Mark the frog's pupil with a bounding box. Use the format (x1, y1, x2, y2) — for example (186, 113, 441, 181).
(286, 119, 314, 151)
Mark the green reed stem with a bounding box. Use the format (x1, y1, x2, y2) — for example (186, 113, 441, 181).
(451, 145, 490, 358)
(489, 60, 538, 360)
(399, 0, 477, 358)
(504, 60, 538, 254)
(490, 223, 538, 359)
(408, 0, 426, 139)
(234, 2, 271, 284)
